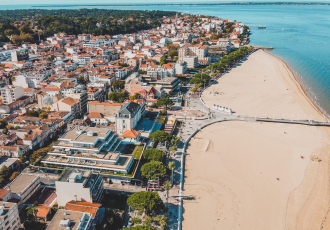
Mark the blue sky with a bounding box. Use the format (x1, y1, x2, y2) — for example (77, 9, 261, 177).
(1, 0, 329, 5)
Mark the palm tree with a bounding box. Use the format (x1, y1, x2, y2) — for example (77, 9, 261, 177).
(163, 181, 172, 206)
(168, 162, 175, 183)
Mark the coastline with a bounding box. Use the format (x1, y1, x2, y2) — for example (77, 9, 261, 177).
(182, 49, 330, 229)
(264, 50, 327, 120)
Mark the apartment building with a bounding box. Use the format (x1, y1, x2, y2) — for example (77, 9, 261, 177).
(178, 44, 209, 61)
(182, 56, 198, 68)
(55, 169, 104, 207)
(174, 61, 188, 75)
(87, 101, 122, 122)
(82, 39, 116, 48)
(1, 85, 24, 105)
(0, 202, 20, 230)
(4, 174, 40, 205)
(41, 126, 135, 174)
(46, 209, 92, 230)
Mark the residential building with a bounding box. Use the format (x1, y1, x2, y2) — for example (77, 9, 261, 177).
(87, 101, 122, 122)
(4, 173, 40, 205)
(65, 201, 105, 228)
(1, 85, 24, 105)
(178, 44, 209, 60)
(46, 209, 92, 230)
(51, 97, 81, 119)
(41, 126, 135, 174)
(175, 61, 188, 75)
(55, 169, 104, 207)
(0, 202, 20, 230)
(182, 56, 198, 68)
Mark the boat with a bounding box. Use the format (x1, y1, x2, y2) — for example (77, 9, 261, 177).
(258, 26, 266, 29)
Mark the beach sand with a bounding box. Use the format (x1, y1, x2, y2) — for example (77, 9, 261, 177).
(202, 50, 325, 121)
(183, 50, 330, 229)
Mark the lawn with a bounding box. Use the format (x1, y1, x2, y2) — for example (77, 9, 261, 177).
(132, 146, 143, 160)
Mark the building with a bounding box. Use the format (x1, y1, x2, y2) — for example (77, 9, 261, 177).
(51, 97, 80, 119)
(87, 102, 122, 122)
(115, 101, 145, 135)
(174, 61, 188, 75)
(178, 44, 209, 61)
(55, 169, 104, 207)
(182, 56, 198, 68)
(11, 49, 29, 62)
(0, 202, 20, 230)
(4, 173, 40, 205)
(46, 209, 92, 230)
(65, 201, 104, 228)
(41, 126, 135, 174)
(1, 85, 24, 105)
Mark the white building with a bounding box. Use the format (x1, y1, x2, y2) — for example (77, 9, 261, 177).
(115, 101, 145, 135)
(1, 85, 24, 105)
(175, 61, 188, 75)
(55, 169, 103, 207)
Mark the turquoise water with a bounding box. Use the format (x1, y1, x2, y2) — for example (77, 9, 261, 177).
(1, 4, 330, 116)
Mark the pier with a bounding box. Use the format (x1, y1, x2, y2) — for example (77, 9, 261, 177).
(245, 45, 273, 50)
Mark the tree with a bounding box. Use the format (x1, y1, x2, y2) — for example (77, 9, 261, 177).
(190, 72, 210, 84)
(143, 148, 165, 162)
(159, 109, 167, 115)
(163, 181, 172, 206)
(20, 33, 34, 43)
(171, 136, 180, 147)
(168, 161, 175, 183)
(11, 34, 22, 44)
(9, 172, 20, 181)
(168, 50, 178, 59)
(141, 161, 167, 180)
(159, 57, 166, 66)
(149, 130, 171, 143)
(125, 225, 154, 230)
(46, 55, 55, 61)
(112, 80, 125, 89)
(2, 127, 8, 134)
(108, 92, 125, 103)
(153, 215, 169, 230)
(127, 191, 165, 216)
(0, 119, 7, 128)
(6, 125, 14, 130)
(78, 76, 87, 85)
(169, 145, 177, 156)
(39, 111, 48, 119)
(156, 98, 173, 109)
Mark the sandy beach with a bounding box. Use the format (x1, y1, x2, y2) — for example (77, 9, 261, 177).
(202, 50, 325, 121)
(183, 50, 330, 229)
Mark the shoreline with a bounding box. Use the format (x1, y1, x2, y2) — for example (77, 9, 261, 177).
(182, 48, 330, 229)
(264, 50, 327, 120)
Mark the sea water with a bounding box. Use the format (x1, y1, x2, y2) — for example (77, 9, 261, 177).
(0, 4, 330, 117)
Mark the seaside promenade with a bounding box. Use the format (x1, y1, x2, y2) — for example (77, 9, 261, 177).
(176, 48, 330, 230)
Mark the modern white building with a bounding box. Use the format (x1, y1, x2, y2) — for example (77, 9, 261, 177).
(55, 169, 103, 207)
(41, 126, 135, 174)
(175, 61, 188, 75)
(46, 209, 92, 230)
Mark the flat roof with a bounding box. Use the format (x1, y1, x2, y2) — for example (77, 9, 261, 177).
(6, 174, 39, 194)
(46, 209, 89, 230)
(0, 158, 18, 168)
(60, 126, 110, 143)
(0, 202, 16, 217)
